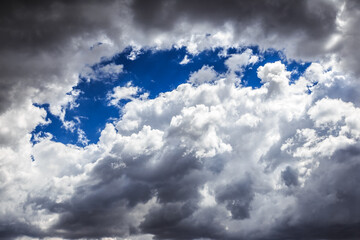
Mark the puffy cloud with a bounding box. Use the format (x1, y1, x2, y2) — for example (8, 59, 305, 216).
(308, 98, 354, 127)
(0, 58, 330, 238)
(108, 82, 141, 106)
(257, 61, 291, 98)
(3, 45, 360, 239)
(0, 100, 47, 147)
(188, 65, 218, 85)
(225, 49, 259, 73)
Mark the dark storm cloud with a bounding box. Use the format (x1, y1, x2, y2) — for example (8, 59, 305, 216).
(0, 0, 122, 114)
(130, 0, 340, 60)
(140, 201, 198, 237)
(44, 141, 359, 240)
(271, 144, 360, 240)
(140, 202, 226, 240)
(0, 220, 43, 240)
(23, 146, 209, 239)
(215, 175, 254, 220)
(131, 0, 337, 39)
(23, 164, 150, 238)
(281, 166, 299, 187)
(131, 0, 360, 76)
(297, 144, 360, 225)
(0, 0, 113, 51)
(17, 155, 146, 238)
(335, 0, 360, 76)
(46, 158, 153, 238)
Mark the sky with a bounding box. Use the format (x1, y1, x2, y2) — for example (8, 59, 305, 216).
(1, 1, 360, 240)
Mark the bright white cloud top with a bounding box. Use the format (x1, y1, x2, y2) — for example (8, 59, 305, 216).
(1, 1, 360, 239)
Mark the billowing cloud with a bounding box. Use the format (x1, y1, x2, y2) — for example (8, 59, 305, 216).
(2, 56, 360, 239)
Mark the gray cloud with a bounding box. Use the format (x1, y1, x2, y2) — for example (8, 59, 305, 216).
(281, 166, 299, 187)
(131, 0, 337, 38)
(130, 0, 360, 80)
(215, 175, 254, 220)
(16, 61, 359, 239)
(0, 219, 43, 240)
(296, 144, 360, 226)
(270, 144, 360, 239)
(0, 0, 124, 115)
(0, 0, 359, 117)
(130, 0, 340, 58)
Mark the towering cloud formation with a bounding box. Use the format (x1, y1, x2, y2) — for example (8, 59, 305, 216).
(1, 1, 360, 239)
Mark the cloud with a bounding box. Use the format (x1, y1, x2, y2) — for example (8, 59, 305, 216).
(0, 0, 128, 120)
(0, 0, 358, 122)
(215, 175, 254, 220)
(2, 55, 358, 239)
(257, 61, 291, 98)
(179, 55, 191, 65)
(225, 49, 259, 73)
(188, 65, 218, 86)
(108, 82, 141, 106)
(281, 166, 299, 187)
(0, 100, 48, 147)
(130, 0, 339, 57)
(1, 1, 360, 239)
(273, 143, 360, 239)
(0, 0, 358, 135)
(82, 63, 124, 81)
(2, 43, 360, 239)
(131, 0, 337, 38)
